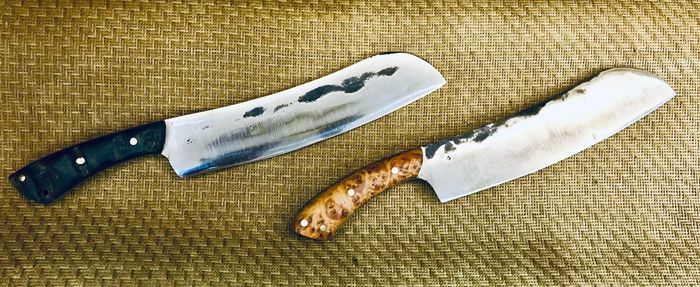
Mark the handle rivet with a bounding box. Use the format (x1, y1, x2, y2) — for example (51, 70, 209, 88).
(391, 167, 400, 174)
(129, 137, 138, 145)
(320, 224, 327, 232)
(18, 175, 26, 182)
(347, 189, 355, 196)
(300, 219, 309, 227)
(75, 157, 86, 165)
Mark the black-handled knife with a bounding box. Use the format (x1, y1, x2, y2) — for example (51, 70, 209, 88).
(9, 53, 446, 204)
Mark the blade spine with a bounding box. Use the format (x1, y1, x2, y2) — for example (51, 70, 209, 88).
(163, 53, 422, 124)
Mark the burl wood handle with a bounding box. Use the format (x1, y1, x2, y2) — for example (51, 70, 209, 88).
(293, 148, 423, 240)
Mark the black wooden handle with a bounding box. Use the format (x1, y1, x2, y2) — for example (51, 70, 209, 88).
(8, 121, 167, 204)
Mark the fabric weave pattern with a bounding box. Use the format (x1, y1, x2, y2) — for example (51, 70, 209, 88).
(0, 1, 698, 285)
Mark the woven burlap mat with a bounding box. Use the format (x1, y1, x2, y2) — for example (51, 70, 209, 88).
(1, 1, 698, 285)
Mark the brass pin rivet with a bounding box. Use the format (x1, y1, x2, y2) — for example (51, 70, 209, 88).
(347, 189, 355, 196)
(320, 224, 328, 232)
(19, 175, 26, 182)
(75, 157, 86, 165)
(129, 137, 138, 145)
(391, 167, 400, 174)
(300, 219, 309, 227)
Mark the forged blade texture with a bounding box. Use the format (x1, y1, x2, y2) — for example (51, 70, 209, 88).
(162, 53, 446, 177)
(417, 68, 674, 203)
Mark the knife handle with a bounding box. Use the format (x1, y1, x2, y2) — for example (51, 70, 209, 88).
(293, 148, 423, 240)
(8, 121, 166, 204)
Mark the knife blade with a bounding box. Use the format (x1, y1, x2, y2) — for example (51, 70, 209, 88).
(9, 53, 446, 204)
(293, 68, 675, 240)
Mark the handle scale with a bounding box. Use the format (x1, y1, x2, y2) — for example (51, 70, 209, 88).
(293, 148, 423, 240)
(8, 121, 166, 204)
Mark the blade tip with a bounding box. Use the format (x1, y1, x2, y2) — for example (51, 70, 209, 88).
(599, 67, 676, 103)
(377, 52, 446, 83)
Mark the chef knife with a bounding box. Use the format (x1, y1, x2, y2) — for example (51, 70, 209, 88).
(9, 53, 446, 204)
(293, 68, 674, 240)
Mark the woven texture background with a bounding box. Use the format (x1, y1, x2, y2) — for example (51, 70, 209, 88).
(1, 0, 699, 285)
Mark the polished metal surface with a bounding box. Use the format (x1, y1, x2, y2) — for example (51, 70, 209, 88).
(418, 69, 675, 203)
(162, 53, 446, 176)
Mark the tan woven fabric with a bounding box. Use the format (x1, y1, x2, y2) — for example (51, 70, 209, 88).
(1, 1, 698, 285)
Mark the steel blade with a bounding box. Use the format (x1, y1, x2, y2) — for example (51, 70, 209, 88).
(418, 68, 674, 203)
(161, 53, 446, 176)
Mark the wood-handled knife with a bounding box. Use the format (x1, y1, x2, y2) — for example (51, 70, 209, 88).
(8, 53, 446, 204)
(293, 68, 675, 240)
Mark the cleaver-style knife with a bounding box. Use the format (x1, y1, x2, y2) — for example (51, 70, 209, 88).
(9, 53, 446, 204)
(294, 68, 675, 240)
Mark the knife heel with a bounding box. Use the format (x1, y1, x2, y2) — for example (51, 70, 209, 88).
(293, 147, 423, 240)
(8, 121, 166, 204)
